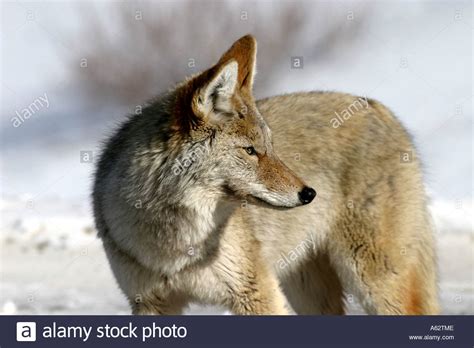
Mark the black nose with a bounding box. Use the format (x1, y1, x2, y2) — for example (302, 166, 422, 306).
(298, 186, 316, 205)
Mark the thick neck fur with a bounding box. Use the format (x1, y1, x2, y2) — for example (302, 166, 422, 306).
(117, 92, 235, 272)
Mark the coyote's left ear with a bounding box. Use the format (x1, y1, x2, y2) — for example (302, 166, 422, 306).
(217, 34, 257, 92)
(175, 36, 257, 132)
(191, 60, 238, 122)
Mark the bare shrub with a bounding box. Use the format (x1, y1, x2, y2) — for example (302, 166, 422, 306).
(70, 1, 369, 113)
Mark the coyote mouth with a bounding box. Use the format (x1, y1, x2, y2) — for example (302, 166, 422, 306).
(221, 183, 298, 210)
(248, 195, 298, 210)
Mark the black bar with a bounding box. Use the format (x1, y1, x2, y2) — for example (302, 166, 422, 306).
(2, 315, 473, 347)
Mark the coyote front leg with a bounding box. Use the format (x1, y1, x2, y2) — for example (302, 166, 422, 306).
(215, 253, 289, 315)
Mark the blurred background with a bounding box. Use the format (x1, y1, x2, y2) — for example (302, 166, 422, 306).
(1, 0, 472, 314)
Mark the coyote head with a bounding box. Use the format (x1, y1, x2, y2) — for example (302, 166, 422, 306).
(167, 35, 315, 208)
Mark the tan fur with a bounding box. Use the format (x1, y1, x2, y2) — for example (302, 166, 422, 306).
(242, 93, 439, 314)
(93, 35, 438, 315)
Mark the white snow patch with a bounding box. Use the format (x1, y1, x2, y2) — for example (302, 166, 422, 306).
(1, 194, 96, 250)
(429, 199, 473, 234)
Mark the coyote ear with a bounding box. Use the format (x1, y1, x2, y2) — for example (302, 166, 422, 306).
(217, 34, 257, 92)
(192, 60, 238, 122)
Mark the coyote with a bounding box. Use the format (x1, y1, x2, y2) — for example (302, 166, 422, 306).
(92, 35, 438, 315)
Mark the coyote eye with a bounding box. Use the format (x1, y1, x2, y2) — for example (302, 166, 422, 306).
(244, 146, 257, 156)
